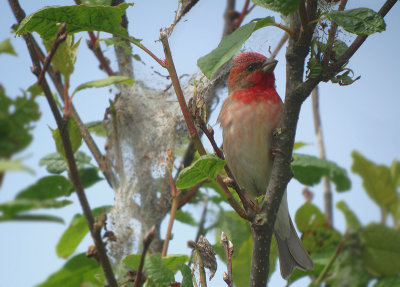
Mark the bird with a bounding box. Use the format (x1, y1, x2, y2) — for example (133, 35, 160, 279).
(217, 52, 314, 279)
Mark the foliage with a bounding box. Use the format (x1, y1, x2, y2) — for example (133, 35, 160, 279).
(2, 1, 398, 287)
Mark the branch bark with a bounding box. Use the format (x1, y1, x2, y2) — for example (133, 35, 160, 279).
(249, 0, 397, 285)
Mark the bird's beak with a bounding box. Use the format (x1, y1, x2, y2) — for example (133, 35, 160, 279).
(262, 58, 278, 73)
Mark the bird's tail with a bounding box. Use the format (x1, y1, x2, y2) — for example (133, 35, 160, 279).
(274, 217, 314, 279)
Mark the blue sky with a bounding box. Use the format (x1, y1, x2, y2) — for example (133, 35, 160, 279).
(1, 0, 400, 286)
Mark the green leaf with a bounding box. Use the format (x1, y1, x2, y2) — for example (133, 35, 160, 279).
(52, 117, 82, 158)
(16, 175, 73, 200)
(179, 264, 194, 287)
(331, 70, 361, 86)
(252, 0, 300, 15)
(0, 198, 72, 214)
(295, 202, 325, 233)
(326, 8, 386, 36)
(176, 154, 226, 189)
(197, 17, 275, 79)
(43, 35, 80, 79)
(163, 254, 190, 272)
(16, 4, 132, 40)
(336, 200, 361, 231)
(295, 203, 341, 253)
(374, 277, 400, 287)
(72, 75, 133, 97)
(292, 153, 351, 192)
(325, 242, 372, 287)
(361, 223, 400, 277)
(390, 158, 400, 187)
(144, 254, 175, 286)
(39, 151, 93, 174)
(56, 206, 111, 258)
(0, 38, 17, 56)
(175, 209, 197, 226)
(78, 168, 103, 189)
(306, 57, 322, 78)
(85, 121, 107, 137)
(37, 253, 103, 287)
(293, 142, 308, 150)
(351, 151, 398, 211)
(0, 213, 64, 224)
(287, 251, 331, 284)
(122, 253, 141, 270)
(0, 158, 34, 174)
(0, 86, 41, 158)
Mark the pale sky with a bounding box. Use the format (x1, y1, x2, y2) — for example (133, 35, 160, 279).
(1, 1, 399, 286)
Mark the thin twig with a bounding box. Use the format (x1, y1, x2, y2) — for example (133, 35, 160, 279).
(178, 181, 205, 209)
(160, 31, 248, 219)
(189, 196, 209, 267)
(314, 233, 347, 285)
(322, 0, 348, 68)
(298, 0, 309, 32)
(270, 33, 289, 59)
(197, 117, 254, 211)
(134, 226, 156, 287)
(233, 0, 250, 29)
(161, 171, 181, 257)
(75, 0, 115, 75)
(36, 24, 67, 85)
(221, 232, 234, 287)
(223, 0, 236, 37)
(31, 36, 113, 187)
(8, 1, 118, 286)
(312, 86, 333, 227)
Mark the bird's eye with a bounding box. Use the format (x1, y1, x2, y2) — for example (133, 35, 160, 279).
(246, 63, 258, 72)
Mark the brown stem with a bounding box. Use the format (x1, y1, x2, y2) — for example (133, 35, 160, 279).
(325, 0, 397, 80)
(221, 232, 233, 287)
(197, 118, 254, 211)
(312, 86, 333, 227)
(322, 0, 348, 68)
(234, 0, 250, 29)
(314, 233, 347, 285)
(74, 0, 115, 76)
(249, 0, 397, 285)
(270, 33, 289, 59)
(30, 35, 113, 187)
(8, 1, 118, 285)
(298, 0, 309, 32)
(134, 226, 156, 287)
(178, 181, 204, 209)
(223, 0, 236, 37)
(36, 23, 67, 85)
(189, 196, 209, 267)
(161, 171, 181, 257)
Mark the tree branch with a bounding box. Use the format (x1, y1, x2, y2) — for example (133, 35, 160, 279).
(249, 0, 397, 285)
(8, 1, 118, 285)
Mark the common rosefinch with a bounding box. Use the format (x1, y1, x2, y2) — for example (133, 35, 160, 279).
(218, 52, 314, 278)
